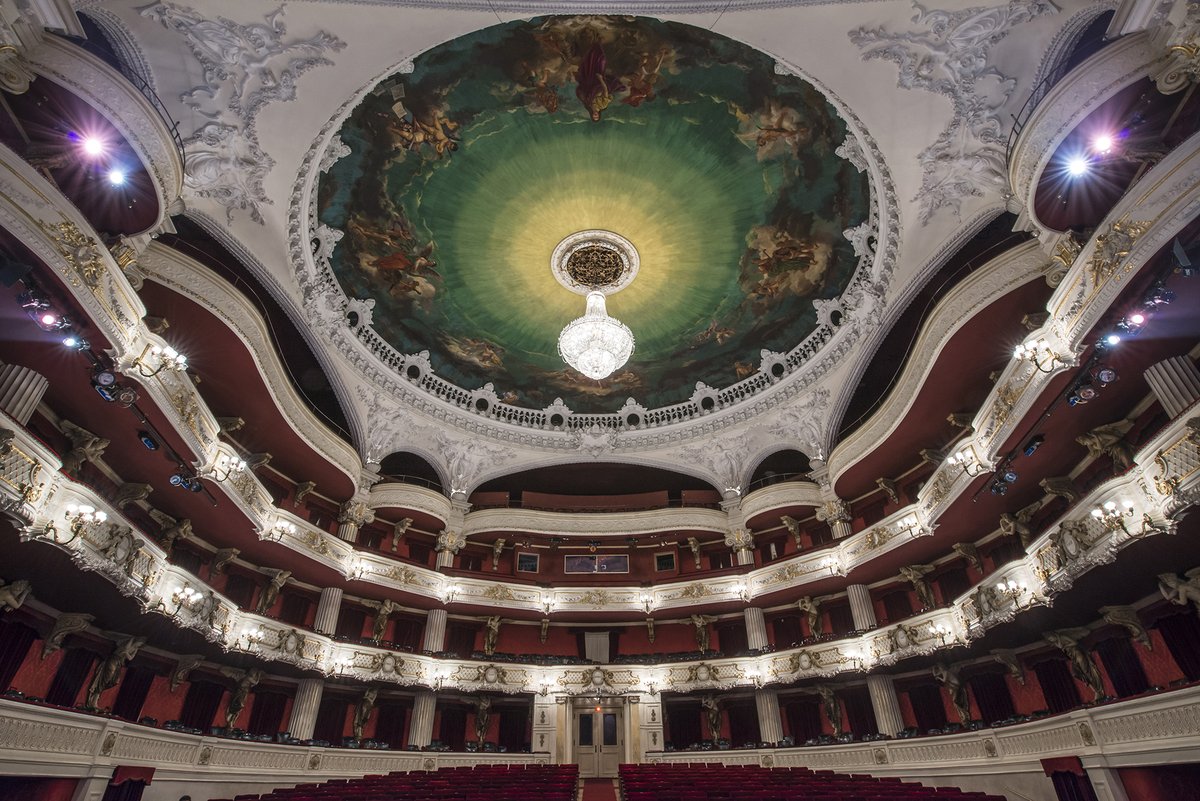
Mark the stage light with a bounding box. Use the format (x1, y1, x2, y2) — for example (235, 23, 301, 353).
(61, 333, 88, 350)
(80, 137, 105, 157)
(107, 169, 126, 186)
(1023, 435, 1044, 457)
(1092, 133, 1114, 154)
(1128, 312, 1145, 326)
(1096, 366, 1118, 385)
(39, 312, 58, 327)
(1146, 282, 1175, 306)
(1104, 333, 1121, 346)
(1067, 156, 1090, 177)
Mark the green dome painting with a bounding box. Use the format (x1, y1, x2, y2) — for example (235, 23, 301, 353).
(318, 15, 869, 413)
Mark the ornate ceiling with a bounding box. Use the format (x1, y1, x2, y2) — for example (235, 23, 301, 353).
(82, 0, 1096, 491)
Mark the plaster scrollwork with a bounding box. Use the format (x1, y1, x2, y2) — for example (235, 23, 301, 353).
(849, 0, 1057, 223)
(139, 3, 346, 223)
(834, 133, 869, 173)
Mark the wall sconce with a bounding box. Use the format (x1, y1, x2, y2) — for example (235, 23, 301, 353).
(731, 582, 751, 602)
(542, 595, 555, 615)
(133, 343, 188, 377)
(843, 649, 867, 671)
(232, 625, 264, 651)
(332, 657, 353, 675)
(745, 669, 764, 689)
(538, 682, 552, 697)
(996, 578, 1032, 610)
(48, 503, 109, 545)
(1013, 339, 1063, 373)
(947, 447, 989, 477)
(202, 453, 247, 482)
(928, 621, 952, 645)
(263, 519, 296, 542)
(640, 593, 654, 613)
(1091, 500, 1135, 533)
(820, 556, 843, 576)
(159, 584, 200, 615)
(349, 558, 370, 581)
(442, 583, 461, 604)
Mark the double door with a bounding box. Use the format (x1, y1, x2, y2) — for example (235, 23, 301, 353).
(574, 707, 622, 778)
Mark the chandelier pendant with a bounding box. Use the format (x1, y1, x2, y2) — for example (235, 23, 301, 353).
(558, 291, 635, 380)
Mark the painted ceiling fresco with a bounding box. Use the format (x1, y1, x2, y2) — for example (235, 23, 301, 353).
(318, 15, 869, 413)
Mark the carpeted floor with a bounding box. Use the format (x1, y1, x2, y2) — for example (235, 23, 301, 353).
(580, 777, 618, 801)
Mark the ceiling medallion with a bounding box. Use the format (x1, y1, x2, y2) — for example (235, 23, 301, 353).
(551, 230, 639, 296)
(554, 230, 637, 380)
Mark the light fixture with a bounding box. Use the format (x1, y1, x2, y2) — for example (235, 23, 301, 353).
(995, 578, 1032, 609)
(107, 169, 126, 187)
(947, 447, 988, 477)
(78, 135, 105, 157)
(1066, 156, 1090, 177)
(203, 453, 246, 482)
(134, 343, 188, 377)
(929, 622, 952, 644)
(1091, 133, 1114, 154)
(160, 584, 201, 615)
(1091, 499, 1135, 533)
(557, 291, 634, 380)
(264, 519, 296, 542)
(1013, 338, 1064, 373)
(169, 471, 203, 493)
(49, 502, 108, 545)
(233, 625, 264, 650)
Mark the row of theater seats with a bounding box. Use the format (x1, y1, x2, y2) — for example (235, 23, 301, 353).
(618, 764, 1006, 801)
(210, 764, 579, 801)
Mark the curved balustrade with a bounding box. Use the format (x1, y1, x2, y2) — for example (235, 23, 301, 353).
(25, 35, 186, 236)
(4, 409, 1195, 698)
(1007, 31, 1160, 235)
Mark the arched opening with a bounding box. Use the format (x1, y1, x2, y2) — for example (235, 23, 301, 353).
(748, 450, 811, 490)
(379, 451, 444, 492)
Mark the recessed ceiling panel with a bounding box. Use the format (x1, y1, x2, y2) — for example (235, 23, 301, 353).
(318, 15, 869, 412)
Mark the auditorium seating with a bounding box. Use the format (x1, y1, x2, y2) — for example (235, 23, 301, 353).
(618, 763, 1006, 801)
(209, 763, 578, 801)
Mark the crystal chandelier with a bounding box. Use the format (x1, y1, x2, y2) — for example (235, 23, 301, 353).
(557, 291, 635, 380)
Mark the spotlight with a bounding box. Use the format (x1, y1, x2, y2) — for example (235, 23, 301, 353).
(1104, 333, 1121, 346)
(1023, 435, 1044, 457)
(1145, 282, 1175, 306)
(1092, 133, 1114, 154)
(80, 136, 105, 157)
(137, 431, 159, 450)
(990, 482, 1008, 496)
(107, 169, 126, 187)
(1095, 366, 1118, 385)
(61, 333, 88, 350)
(1077, 384, 1098, 401)
(92, 368, 116, 387)
(1066, 156, 1090, 177)
(1127, 312, 1145, 326)
(169, 472, 202, 493)
(1001, 468, 1018, 484)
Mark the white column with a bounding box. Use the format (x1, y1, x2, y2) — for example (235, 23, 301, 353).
(1144, 355, 1200, 417)
(755, 688, 783, 744)
(846, 584, 877, 630)
(336, 500, 374, 543)
(734, 547, 754, 566)
(744, 607, 769, 651)
(831, 519, 852, 539)
(423, 608, 448, 652)
(866, 674, 905, 737)
(312, 587, 342, 635)
(435, 549, 455, 569)
(1082, 765, 1131, 801)
(289, 678, 324, 740)
(0, 363, 48, 426)
(408, 691, 437, 748)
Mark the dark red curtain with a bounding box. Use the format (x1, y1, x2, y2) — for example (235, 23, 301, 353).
(278, 593, 310, 626)
(46, 648, 95, 706)
(937, 567, 972, 602)
(444, 623, 477, 657)
(968, 671, 1015, 723)
(772, 615, 802, 648)
(907, 683, 947, 732)
(438, 705, 467, 750)
(1095, 636, 1149, 697)
(665, 700, 702, 747)
(313, 697, 348, 743)
(881, 591, 913, 624)
(247, 690, 288, 736)
(1156, 612, 1200, 681)
(111, 665, 155, 720)
(374, 701, 409, 748)
(392, 617, 422, 650)
(498, 703, 530, 751)
(827, 604, 855, 635)
(334, 607, 365, 640)
(179, 680, 224, 730)
(785, 698, 822, 741)
(726, 701, 760, 746)
(222, 573, 255, 609)
(716, 621, 747, 655)
(0, 619, 37, 690)
(1033, 659, 1082, 714)
(839, 686, 877, 737)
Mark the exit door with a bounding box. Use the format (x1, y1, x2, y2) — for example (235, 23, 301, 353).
(574, 707, 621, 778)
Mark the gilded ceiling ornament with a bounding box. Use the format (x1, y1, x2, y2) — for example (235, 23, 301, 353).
(1086, 218, 1151, 287)
(38, 220, 106, 288)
